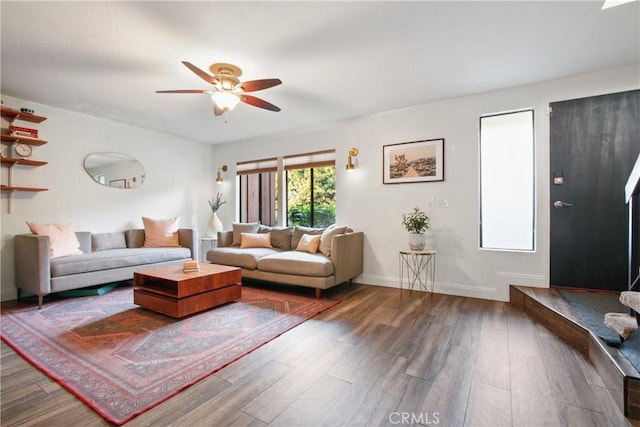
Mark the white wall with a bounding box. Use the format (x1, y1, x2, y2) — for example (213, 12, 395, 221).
(2, 66, 637, 303)
(211, 65, 640, 301)
(1, 95, 216, 301)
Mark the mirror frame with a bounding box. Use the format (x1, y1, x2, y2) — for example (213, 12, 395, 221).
(84, 152, 145, 189)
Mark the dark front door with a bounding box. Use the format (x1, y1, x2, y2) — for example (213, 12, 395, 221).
(550, 90, 640, 291)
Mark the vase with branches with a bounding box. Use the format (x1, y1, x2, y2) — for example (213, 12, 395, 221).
(206, 193, 227, 237)
(208, 192, 227, 213)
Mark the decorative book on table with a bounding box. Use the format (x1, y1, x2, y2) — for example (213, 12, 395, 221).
(183, 260, 200, 272)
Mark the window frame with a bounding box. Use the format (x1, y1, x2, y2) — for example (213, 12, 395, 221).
(479, 108, 536, 252)
(237, 150, 336, 228)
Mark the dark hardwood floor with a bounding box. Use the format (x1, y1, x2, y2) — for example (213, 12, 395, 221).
(1, 283, 636, 426)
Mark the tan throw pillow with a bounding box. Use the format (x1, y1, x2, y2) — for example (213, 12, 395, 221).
(240, 232, 273, 248)
(292, 226, 325, 249)
(26, 222, 83, 258)
(142, 217, 180, 247)
(232, 222, 260, 246)
(319, 225, 348, 257)
(295, 233, 322, 254)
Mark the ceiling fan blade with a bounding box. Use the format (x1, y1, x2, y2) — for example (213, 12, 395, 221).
(238, 78, 282, 92)
(156, 89, 209, 94)
(213, 104, 224, 116)
(240, 94, 281, 112)
(181, 61, 215, 84)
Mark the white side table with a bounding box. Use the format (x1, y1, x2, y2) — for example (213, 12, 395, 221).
(399, 250, 436, 294)
(200, 238, 217, 263)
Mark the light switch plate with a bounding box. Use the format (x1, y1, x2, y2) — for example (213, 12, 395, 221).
(438, 197, 450, 208)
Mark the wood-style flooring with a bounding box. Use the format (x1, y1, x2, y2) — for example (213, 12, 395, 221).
(1, 283, 637, 426)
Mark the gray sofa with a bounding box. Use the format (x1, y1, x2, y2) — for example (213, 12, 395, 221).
(206, 224, 363, 298)
(14, 228, 197, 307)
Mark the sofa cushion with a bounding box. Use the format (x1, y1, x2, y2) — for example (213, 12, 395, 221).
(142, 217, 180, 247)
(292, 226, 325, 249)
(232, 222, 260, 246)
(92, 232, 127, 252)
(257, 251, 334, 277)
(241, 232, 273, 248)
(207, 247, 281, 270)
(295, 233, 322, 254)
(259, 226, 293, 250)
(319, 225, 348, 256)
(126, 229, 146, 248)
(26, 222, 83, 259)
(50, 247, 191, 277)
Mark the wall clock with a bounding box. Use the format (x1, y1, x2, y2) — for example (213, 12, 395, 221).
(14, 143, 33, 158)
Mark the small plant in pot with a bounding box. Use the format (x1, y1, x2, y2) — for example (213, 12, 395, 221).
(402, 207, 431, 251)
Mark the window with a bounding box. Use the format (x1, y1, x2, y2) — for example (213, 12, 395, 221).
(237, 158, 278, 226)
(237, 150, 336, 228)
(284, 150, 336, 228)
(480, 109, 535, 251)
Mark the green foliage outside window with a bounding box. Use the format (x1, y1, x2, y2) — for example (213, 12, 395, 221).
(287, 166, 335, 227)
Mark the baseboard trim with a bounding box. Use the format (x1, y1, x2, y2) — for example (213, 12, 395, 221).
(1, 288, 17, 303)
(358, 274, 503, 301)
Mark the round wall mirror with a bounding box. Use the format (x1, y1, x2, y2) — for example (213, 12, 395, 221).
(84, 152, 145, 189)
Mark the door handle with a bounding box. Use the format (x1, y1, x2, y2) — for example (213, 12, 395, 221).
(554, 200, 573, 208)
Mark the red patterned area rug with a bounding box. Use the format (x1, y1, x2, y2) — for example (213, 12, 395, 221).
(1, 285, 339, 425)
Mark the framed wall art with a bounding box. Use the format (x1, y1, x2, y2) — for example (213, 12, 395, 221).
(382, 138, 444, 184)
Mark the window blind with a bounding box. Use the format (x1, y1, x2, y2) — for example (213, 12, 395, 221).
(283, 150, 335, 170)
(236, 157, 278, 175)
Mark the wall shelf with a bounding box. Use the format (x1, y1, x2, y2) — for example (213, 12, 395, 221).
(0, 106, 47, 123)
(1, 107, 49, 212)
(1, 185, 48, 192)
(1, 156, 48, 167)
(0, 133, 48, 146)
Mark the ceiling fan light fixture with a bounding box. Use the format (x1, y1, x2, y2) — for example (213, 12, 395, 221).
(211, 91, 240, 111)
(157, 61, 281, 116)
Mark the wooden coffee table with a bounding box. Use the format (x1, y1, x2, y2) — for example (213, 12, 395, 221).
(133, 264, 241, 318)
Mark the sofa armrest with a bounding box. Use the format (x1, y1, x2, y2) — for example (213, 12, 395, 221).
(15, 234, 52, 297)
(178, 228, 198, 260)
(217, 230, 233, 247)
(331, 231, 364, 285)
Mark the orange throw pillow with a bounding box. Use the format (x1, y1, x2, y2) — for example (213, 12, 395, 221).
(26, 222, 83, 258)
(240, 232, 273, 248)
(295, 233, 321, 254)
(142, 217, 180, 247)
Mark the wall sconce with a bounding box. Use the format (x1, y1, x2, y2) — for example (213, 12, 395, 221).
(346, 148, 358, 172)
(216, 165, 228, 184)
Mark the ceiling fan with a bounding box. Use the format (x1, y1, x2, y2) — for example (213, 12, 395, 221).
(156, 61, 282, 116)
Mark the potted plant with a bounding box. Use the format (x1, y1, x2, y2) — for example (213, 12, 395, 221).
(402, 207, 431, 250)
(206, 192, 227, 237)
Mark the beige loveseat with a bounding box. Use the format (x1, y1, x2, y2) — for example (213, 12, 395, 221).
(206, 224, 363, 298)
(15, 229, 197, 307)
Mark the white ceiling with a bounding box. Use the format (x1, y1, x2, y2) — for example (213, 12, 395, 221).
(1, 1, 638, 145)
